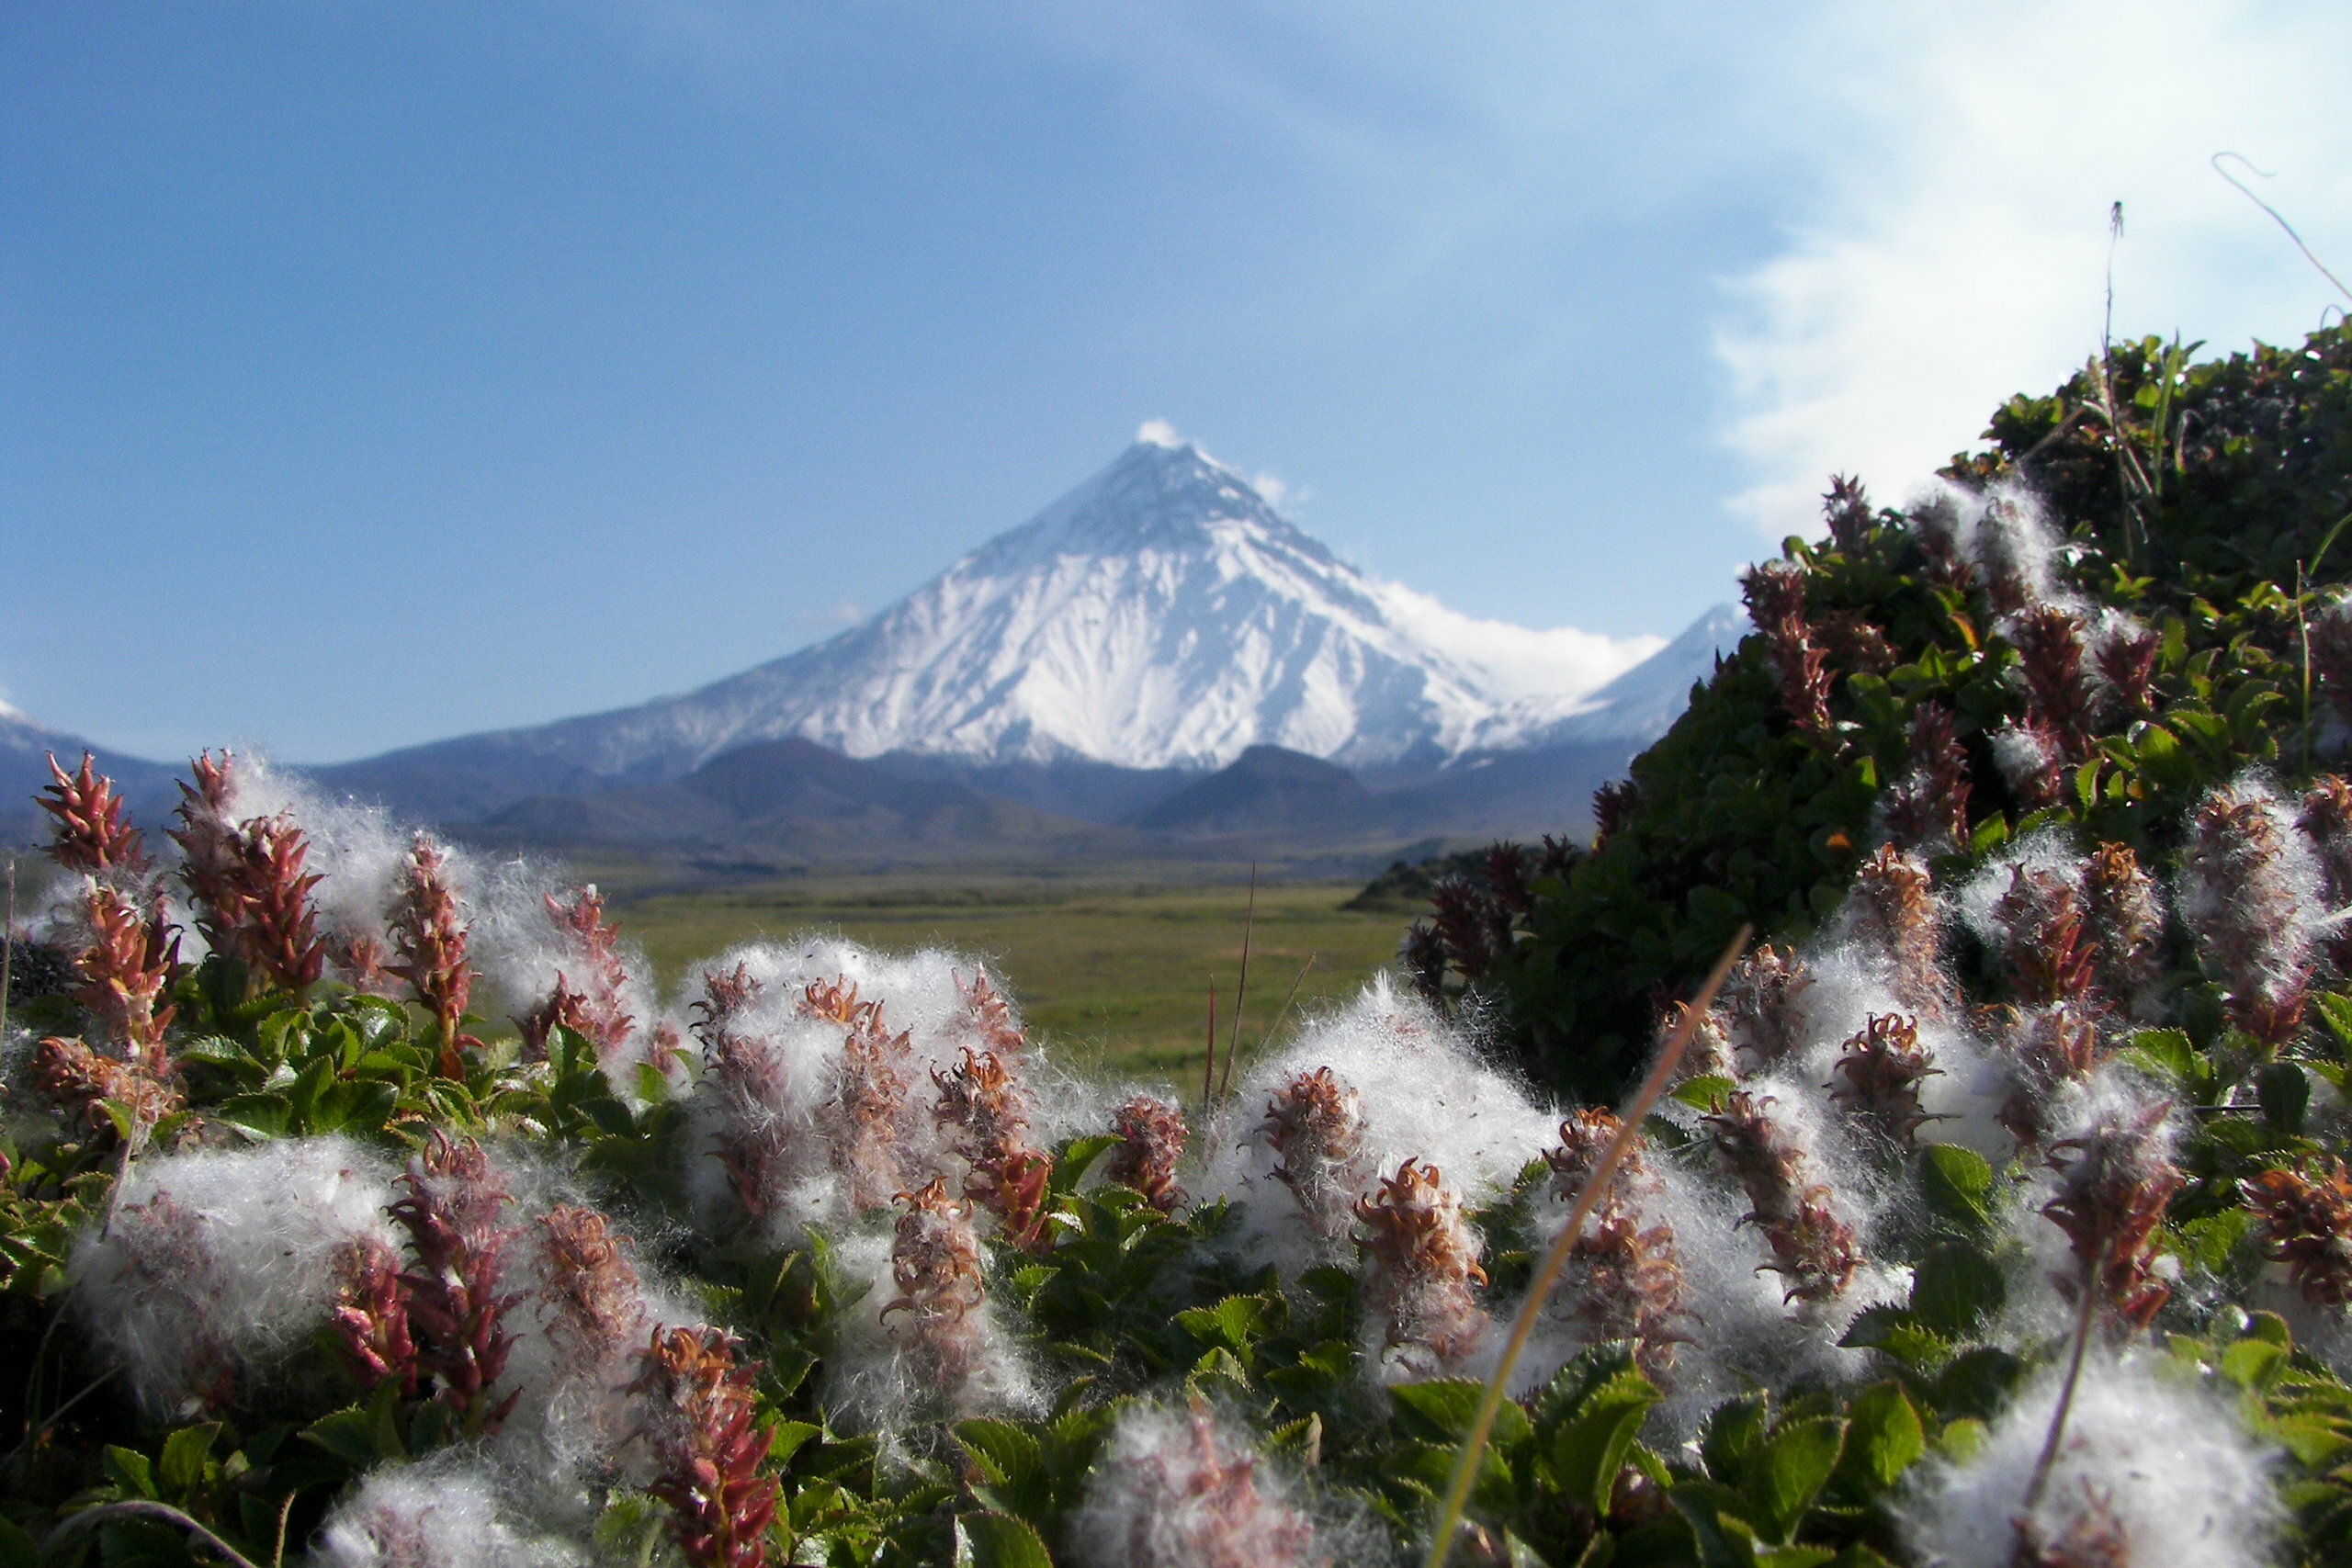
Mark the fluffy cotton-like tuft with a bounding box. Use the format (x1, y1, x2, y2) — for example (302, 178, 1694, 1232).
(1910, 480, 2077, 615)
(2178, 773, 2334, 1045)
(1201, 976, 1555, 1273)
(1068, 1402, 1324, 1568)
(195, 753, 417, 984)
(1901, 1352, 2277, 1568)
(819, 1224, 1041, 1437)
(71, 1138, 399, 1416)
(311, 1457, 586, 1568)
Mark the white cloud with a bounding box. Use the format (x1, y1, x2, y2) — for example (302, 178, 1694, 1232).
(1134, 417, 1182, 448)
(799, 597, 865, 630)
(1372, 579, 1664, 704)
(1714, 0, 2352, 538)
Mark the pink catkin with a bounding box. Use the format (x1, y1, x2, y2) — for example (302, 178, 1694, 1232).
(387, 1133, 521, 1434)
(1355, 1158, 1489, 1379)
(1261, 1066, 1374, 1246)
(387, 835, 478, 1075)
(1704, 1091, 1863, 1305)
(693, 965, 795, 1222)
(40, 752, 150, 875)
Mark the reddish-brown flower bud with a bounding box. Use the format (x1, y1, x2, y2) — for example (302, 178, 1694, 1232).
(531, 886, 637, 1064)
(536, 1205, 647, 1365)
(933, 1047, 1054, 1250)
(2242, 1158, 2352, 1308)
(1990, 863, 2098, 1007)
(31, 1033, 181, 1134)
(956, 969, 1026, 1055)
(1544, 1111, 1691, 1378)
(1883, 702, 1973, 853)
(694, 968, 794, 1222)
(882, 1176, 987, 1394)
(68, 884, 179, 1070)
(1998, 1004, 2107, 1149)
(1720, 944, 1812, 1071)
(1356, 1159, 1490, 1378)
(2092, 616, 2160, 724)
(1823, 473, 1873, 554)
(40, 751, 148, 874)
(388, 1133, 521, 1433)
(2041, 1101, 2182, 1333)
(1742, 560, 1838, 749)
(1261, 1066, 1373, 1246)
(833, 1001, 914, 1211)
(634, 1326, 779, 1568)
(387, 835, 477, 1076)
(1829, 1014, 1939, 1150)
(1704, 1091, 1863, 1304)
(330, 1235, 419, 1396)
(1844, 845, 1955, 1020)
(2081, 843, 2165, 1010)
(2007, 605, 2096, 759)
(2182, 784, 2317, 1050)
(1104, 1094, 1189, 1212)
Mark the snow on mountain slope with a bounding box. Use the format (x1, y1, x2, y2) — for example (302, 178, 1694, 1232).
(1512, 601, 1746, 746)
(357, 433, 1666, 784)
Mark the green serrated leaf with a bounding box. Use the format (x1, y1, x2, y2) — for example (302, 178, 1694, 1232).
(1748, 1417, 1844, 1543)
(102, 1445, 158, 1498)
(1673, 1075, 1738, 1112)
(1552, 1373, 1658, 1513)
(1917, 1145, 1994, 1231)
(958, 1510, 1054, 1568)
(1390, 1381, 1532, 1451)
(1906, 1244, 2006, 1340)
(157, 1423, 220, 1498)
(1838, 1383, 1924, 1491)
(2221, 1337, 2290, 1391)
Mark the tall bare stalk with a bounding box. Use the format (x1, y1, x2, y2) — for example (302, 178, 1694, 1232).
(1421, 925, 1750, 1568)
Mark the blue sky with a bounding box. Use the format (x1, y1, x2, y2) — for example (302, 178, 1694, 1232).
(5, 1, 2348, 762)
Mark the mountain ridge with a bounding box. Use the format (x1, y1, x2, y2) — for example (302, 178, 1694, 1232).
(310, 436, 1669, 819)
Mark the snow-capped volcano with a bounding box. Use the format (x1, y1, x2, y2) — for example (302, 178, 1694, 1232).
(344, 434, 1663, 791)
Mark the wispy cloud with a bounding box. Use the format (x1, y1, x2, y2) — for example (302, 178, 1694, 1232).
(799, 598, 865, 630)
(1713, 0, 2352, 536)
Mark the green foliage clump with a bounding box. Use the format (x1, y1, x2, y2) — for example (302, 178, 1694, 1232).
(1413, 321, 2352, 1106)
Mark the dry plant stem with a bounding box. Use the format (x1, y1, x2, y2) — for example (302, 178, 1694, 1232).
(2020, 1236, 2108, 1521)
(1257, 953, 1317, 1058)
(1420, 923, 1749, 1568)
(1220, 863, 1257, 1104)
(1, 860, 14, 1049)
(51, 1499, 263, 1568)
(1202, 980, 1217, 1123)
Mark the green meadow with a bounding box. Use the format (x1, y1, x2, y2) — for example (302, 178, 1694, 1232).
(606, 874, 1415, 1084)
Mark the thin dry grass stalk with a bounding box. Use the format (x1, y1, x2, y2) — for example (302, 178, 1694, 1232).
(1420, 924, 1747, 1568)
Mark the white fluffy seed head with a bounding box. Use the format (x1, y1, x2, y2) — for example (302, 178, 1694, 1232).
(678, 936, 1105, 1241)
(310, 1457, 587, 1568)
(1901, 1351, 2278, 1568)
(1068, 1401, 1325, 1568)
(70, 1137, 398, 1417)
(1200, 976, 1555, 1275)
(817, 1227, 1041, 1442)
(2177, 772, 2333, 1012)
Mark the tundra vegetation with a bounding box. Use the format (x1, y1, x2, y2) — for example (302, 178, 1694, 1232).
(6, 324, 2352, 1568)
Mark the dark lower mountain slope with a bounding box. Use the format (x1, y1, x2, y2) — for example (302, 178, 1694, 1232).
(1128, 745, 1379, 835)
(468, 738, 1136, 865)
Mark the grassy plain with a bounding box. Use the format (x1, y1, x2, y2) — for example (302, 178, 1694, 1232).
(608, 874, 1414, 1084)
